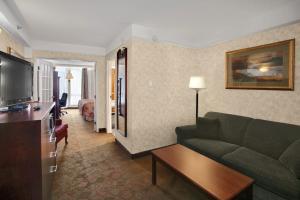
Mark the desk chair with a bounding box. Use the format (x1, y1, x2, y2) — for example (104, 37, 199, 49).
(59, 93, 68, 115)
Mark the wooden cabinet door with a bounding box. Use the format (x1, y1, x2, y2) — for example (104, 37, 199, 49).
(41, 114, 57, 200)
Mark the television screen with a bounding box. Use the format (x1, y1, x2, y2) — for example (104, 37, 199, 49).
(0, 51, 33, 107)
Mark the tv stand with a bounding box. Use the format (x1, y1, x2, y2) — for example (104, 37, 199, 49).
(0, 102, 56, 200)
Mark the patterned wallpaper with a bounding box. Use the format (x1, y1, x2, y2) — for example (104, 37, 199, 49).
(32, 50, 106, 128)
(197, 22, 300, 125)
(117, 22, 300, 154)
(0, 26, 24, 56)
(121, 38, 202, 153)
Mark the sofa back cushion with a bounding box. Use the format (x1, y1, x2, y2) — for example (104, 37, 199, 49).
(279, 139, 300, 179)
(243, 119, 300, 159)
(204, 112, 253, 145)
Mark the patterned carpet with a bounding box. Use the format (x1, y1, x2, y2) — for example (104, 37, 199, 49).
(51, 109, 211, 200)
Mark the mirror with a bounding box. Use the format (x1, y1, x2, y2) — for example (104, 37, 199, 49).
(116, 48, 127, 137)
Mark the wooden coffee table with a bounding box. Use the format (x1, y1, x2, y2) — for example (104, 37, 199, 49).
(152, 144, 254, 200)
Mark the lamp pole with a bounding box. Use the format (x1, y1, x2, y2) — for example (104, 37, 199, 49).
(196, 90, 199, 121)
(66, 69, 73, 107)
(68, 79, 71, 106)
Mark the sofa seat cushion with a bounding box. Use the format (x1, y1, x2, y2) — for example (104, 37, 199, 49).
(183, 138, 239, 160)
(223, 147, 300, 199)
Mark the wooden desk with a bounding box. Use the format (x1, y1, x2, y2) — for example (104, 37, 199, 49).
(152, 144, 254, 200)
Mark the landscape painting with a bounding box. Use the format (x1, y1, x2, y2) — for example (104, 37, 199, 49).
(226, 39, 295, 90)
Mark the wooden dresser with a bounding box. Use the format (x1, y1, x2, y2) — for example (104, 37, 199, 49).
(0, 103, 56, 200)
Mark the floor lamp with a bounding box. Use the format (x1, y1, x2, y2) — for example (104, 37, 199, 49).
(66, 70, 74, 107)
(189, 76, 206, 121)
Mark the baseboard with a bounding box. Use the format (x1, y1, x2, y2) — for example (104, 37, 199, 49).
(115, 139, 132, 158)
(114, 138, 176, 159)
(132, 149, 150, 159)
(98, 128, 107, 133)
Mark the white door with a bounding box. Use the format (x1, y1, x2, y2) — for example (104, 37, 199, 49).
(36, 59, 54, 102)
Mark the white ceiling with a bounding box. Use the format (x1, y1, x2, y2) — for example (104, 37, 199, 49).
(4, 0, 300, 50)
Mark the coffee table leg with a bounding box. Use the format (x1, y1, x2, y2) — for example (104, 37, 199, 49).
(152, 155, 156, 185)
(245, 185, 253, 200)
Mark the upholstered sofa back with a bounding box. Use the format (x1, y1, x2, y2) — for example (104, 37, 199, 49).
(204, 112, 300, 160)
(204, 112, 252, 146)
(243, 119, 300, 159)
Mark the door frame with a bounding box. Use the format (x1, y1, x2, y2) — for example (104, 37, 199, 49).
(106, 59, 115, 133)
(35, 58, 98, 131)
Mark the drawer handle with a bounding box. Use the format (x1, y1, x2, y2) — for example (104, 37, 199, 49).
(49, 165, 58, 173)
(49, 136, 56, 143)
(49, 151, 57, 158)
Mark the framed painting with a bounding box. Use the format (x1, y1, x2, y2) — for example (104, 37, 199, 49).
(226, 39, 295, 90)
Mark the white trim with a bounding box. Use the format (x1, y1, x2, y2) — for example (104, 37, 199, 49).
(105, 25, 132, 54)
(95, 59, 100, 132)
(31, 40, 106, 56)
(0, 1, 31, 46)
(106, 59, 115, 133)
(55, 64, 95, 68)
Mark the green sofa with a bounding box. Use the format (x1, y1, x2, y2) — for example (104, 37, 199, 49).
(176, 112, 300, 200)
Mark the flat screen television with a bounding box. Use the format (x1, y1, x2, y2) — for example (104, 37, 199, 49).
(0, 51, 33, 107)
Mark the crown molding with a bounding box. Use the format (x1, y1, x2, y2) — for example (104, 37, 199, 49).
(31, 40, 106, 56)
(0, 0, 31, 46)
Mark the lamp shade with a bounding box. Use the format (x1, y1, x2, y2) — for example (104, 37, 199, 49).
(66, 70, 74, 80)
(189, 76, 206, 90)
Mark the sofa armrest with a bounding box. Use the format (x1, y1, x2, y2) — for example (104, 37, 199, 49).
(175, 125, 200, 144)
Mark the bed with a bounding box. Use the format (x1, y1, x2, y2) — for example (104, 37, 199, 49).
(78, 99, 94, 121)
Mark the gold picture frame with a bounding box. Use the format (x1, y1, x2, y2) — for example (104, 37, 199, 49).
(226, 39, 295, 90)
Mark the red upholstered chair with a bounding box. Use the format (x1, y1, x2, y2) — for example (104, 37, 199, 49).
(55, 119, 68, 149)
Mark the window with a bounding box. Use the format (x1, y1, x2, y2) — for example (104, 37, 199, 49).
(56, 67, 82, 107)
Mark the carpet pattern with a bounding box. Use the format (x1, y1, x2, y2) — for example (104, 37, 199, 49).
(51, 109, 212, 200)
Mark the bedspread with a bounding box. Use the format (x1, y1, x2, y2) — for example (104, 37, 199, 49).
(78, 99, 94, 121)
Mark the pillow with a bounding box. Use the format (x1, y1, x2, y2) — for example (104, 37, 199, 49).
(196, 117, 220, 140)
(279, 139, 300, 179)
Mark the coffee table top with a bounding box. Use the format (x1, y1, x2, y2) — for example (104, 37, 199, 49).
(152, 144, 254, 200)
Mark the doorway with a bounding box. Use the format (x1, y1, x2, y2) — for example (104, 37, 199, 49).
(35, 58, 97, 128)
(55, 66, 91, 108)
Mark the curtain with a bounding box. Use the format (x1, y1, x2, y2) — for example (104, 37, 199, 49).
(81, 68, 89, 99)
(87, 69, 95, 99)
